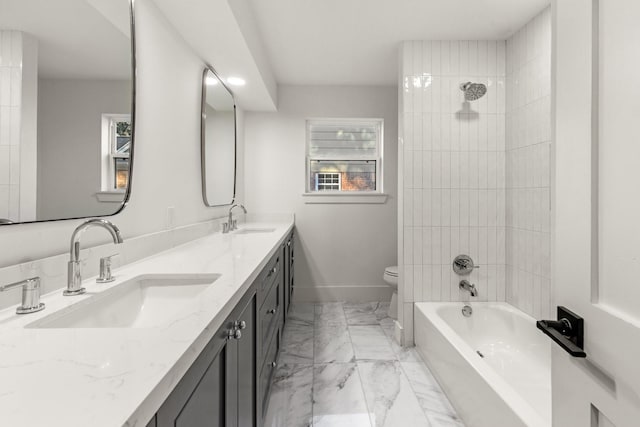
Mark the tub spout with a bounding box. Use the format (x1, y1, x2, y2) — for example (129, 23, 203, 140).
(459, 280, 478, 297)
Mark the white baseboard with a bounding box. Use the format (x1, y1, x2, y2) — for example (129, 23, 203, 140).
(292, 285, 393, 303)
(394, 320, 404, 345)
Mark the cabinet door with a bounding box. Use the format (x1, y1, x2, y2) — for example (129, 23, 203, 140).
(235, 294, 256, 427)
(283, 241, 290, 323)
(157, 326, 232, 427)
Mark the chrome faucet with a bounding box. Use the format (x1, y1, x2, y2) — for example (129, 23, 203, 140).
(224, 204, 247, 233)
(65, 219, 123, 296)
(459, 279, 478, 297)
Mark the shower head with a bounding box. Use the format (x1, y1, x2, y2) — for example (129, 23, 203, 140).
(460, 82, 487, 101)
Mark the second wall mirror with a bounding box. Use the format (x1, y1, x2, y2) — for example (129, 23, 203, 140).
(201, 67, 236, 207)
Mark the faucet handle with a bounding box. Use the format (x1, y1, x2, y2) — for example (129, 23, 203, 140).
(97, 254, 118, 283)
(0, 277, 45, 314)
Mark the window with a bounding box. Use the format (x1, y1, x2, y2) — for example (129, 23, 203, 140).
(101, 114, 131, 193)
(306, 119, 383, 194)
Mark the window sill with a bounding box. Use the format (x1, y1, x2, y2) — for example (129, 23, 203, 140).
(95, 191, 126, 203)
(302, 192, 388, 204)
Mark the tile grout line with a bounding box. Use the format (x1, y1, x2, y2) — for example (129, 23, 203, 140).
(343, 302, 376, 427)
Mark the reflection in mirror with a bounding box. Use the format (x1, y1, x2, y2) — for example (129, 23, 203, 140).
(0, 0, 134, 224)
(201, 68, 236, 207)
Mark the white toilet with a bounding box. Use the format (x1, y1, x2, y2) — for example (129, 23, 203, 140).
(383, 266, 398, 319)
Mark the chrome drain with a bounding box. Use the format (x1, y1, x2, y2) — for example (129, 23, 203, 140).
(462, 305, 473, 317)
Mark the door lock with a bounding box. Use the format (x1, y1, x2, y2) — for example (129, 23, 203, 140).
(537, 306, 586, 358)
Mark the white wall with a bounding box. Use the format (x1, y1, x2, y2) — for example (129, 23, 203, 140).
(505, 7, 552, 320)
(37, 78, 130, 220)
(0, 0, 244, 308)
(399, 40, 507, 343)
(245, 85, 397, 301)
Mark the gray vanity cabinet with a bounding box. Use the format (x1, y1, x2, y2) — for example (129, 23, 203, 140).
(156, 287, 256, 427)
(153, 232, 295, 427)
(282, 231, 294, 324)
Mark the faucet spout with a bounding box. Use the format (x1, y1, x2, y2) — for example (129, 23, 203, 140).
(226, 204, 247, 232)
(66, 219, 123, 296)
(459, 279, 478, 297)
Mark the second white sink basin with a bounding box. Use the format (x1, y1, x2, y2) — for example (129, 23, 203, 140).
(233, 227, 276, 234)
(28, 274, 220, 329)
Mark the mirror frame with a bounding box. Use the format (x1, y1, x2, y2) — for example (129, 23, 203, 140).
(0, 0, 137, 226)
(200, 66, 237, 207)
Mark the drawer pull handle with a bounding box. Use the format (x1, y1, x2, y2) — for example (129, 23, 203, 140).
(267, 308, 276, 314)
(267, 266, 277, 277)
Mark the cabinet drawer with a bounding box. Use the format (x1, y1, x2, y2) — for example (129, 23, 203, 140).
(257, 254, 280, 309)
(259, 279, 281, 358)
(259, 329, 280, 416)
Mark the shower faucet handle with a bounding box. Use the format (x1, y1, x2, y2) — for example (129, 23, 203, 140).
(453, 254, 479, 275)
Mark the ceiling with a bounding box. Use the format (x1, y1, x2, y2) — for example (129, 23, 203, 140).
(247, 0, 551, 86)
(0, 0, 130, 80)
(155, 0, 550, 111)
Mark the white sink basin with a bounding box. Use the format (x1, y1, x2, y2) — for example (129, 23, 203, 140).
(28, 274, 220, 329)
(233, 227, 276, 234)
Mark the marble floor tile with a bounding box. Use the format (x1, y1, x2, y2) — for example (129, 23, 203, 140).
(343, 302, 379, 325)
(314, 302, 347, 325)
(266, 302, 465, 427)
(288, 303, 315, 325)
(264, 364, 313, 427)
(313, 363, 372, 427)
(280, 322, 314, 364)
(386, 335, 423, 363)
(371, 301, 390, 321)
(400, 361, 462, 424)
(314, 323, 354, 364)
(349, 325, 396, 361)
(357, 361, 431, 427)
(427, 413, 466, 427)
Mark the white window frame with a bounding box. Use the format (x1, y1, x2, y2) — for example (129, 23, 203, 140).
(98, 114, 130, 201)
(315, 172, 342, 191)
(304, 118, 386, 203)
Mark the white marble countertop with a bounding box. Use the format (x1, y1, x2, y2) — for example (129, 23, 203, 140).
(0, 219, 294, 427)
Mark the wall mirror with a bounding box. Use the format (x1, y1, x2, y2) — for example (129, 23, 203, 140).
(0, 0, 134, 224)
(201, 67, 236, 207)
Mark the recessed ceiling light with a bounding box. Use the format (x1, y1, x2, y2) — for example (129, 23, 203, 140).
(205, 76, 218, 85)
(226, 77, 246, 86)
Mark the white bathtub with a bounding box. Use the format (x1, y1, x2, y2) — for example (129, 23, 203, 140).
(414, 302, 551, 427)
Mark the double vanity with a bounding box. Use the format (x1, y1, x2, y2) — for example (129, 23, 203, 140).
(0, 219, 295, 427)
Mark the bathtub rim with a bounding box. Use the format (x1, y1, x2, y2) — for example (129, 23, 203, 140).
(415, 301, 550, 427)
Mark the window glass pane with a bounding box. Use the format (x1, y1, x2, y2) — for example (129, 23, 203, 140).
(114, 158, 130, 190)
(309, 160, 376, 192)
(115, 120, 131, 154)
(308, 123, 377, 158)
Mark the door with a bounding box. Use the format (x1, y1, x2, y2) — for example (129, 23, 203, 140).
(553, 0, 640, 425)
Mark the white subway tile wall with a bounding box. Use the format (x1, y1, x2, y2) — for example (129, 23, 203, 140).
(0, 31, 23, 221)
(506, 8, 552, 320)
(398, 8, 551, 340)
(399, 39, 508, 342)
